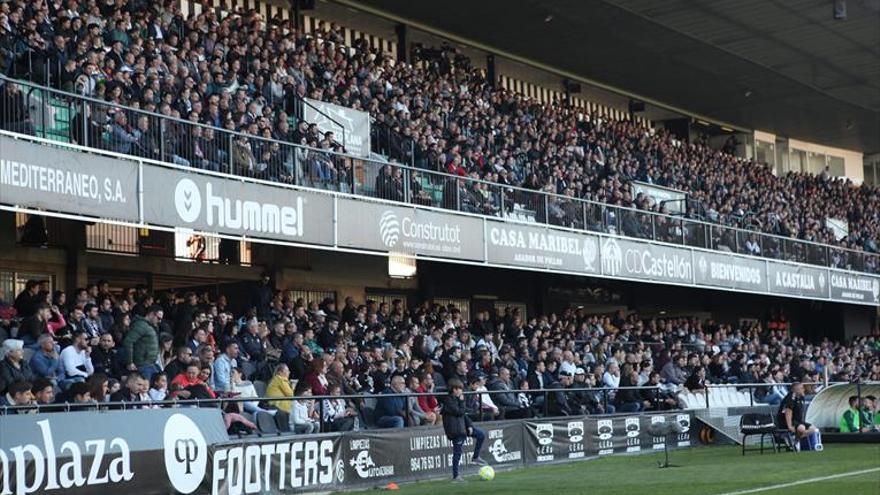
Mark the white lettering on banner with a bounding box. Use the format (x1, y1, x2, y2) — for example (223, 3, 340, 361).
(709, 262, 762, 285)
(775, 271, 816, 290)
(378, 210, 464, 254)
(0, 159, 128, 204)
(173, 178, 305, 237)
(347, 438, 394, 479)
(624, 249, 692, 280)
(212, 439, 334, 494)
(489, 226, 597, 270)
(0, 419, 133, 494)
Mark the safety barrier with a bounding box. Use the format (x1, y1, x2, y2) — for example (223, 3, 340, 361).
(0, 407, 694, 495)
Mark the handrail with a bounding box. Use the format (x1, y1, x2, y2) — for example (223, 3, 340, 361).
(1, 381, 858, 414)
(0, 73, 877, 275)
(291, 94, 347, 153)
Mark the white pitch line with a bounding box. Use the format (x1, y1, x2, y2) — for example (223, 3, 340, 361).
(715, 467, 880, 495)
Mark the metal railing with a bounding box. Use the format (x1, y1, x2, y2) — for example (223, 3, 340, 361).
(1, 74, 877, 275)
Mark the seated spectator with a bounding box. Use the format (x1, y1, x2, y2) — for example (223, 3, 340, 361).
(110, 372, 152, 409)
(163, 346, 193, 382)
(0, 380, 34, 413)
(59, 330, 94, 389)
(213, 341, 240, 393)
(840, 396, 868, 433)
(266, 363, 295, 413)
(91, 333, 123, 378)
(406, 374, 436, 425)
(489, 367, 530, 419)
(291, 379, 320, 434)
(170, 363, 216, 400)
(375, 375, 408, 428)
(861, 395, 878, 432)
(322, 382, 358, 432)
(148, 373, 168, 402)
(0, 339, 34, 395)
(54, 381, 93, 411)
(31, 378, 55, 406)
(684, 365, 709, 392)
(616, 368, 645, 413)
(30, 334, 63, 388)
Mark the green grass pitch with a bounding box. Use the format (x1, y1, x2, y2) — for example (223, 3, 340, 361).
(342, 444, 879, 495)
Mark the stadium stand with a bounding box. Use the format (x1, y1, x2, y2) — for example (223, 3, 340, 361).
(0, 0, 878, 274)
(1, 276, 878, 433)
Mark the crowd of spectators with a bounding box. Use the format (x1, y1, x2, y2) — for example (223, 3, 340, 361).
(0, 0, 878, 269)
(0, 275, 877, 434)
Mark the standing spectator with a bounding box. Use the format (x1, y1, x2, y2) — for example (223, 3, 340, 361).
(13, 280, 41, 318)
(123, 305, 162, 380)
(251, 272, 274, 320)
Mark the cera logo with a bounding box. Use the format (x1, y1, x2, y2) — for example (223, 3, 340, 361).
(163, 413, 208, 494)
(567, 421, 584, 443)
(172, 178, 306, 237)
(597, 419, 613, 440)
(535, 424, 554, 445)
(379, 210, 400, 248)
(625, 417, 641, 438)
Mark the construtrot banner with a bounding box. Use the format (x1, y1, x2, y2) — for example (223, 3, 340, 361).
(0, 134, 139, 221)
(141, 166, 335, 246)
(0, 408, 226, 495)
(486, 220, 600, 274)
(336, 198, 485, 261)
(303, 98, 371, 157)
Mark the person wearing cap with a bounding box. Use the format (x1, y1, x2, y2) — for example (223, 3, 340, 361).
(0, 339, 34, 395)
(547, 370, 574, 416)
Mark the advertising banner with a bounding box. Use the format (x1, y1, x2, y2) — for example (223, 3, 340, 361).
(693, 251, 767, 292)
(304, 98, 371, 157)
(336, 198, 485, 261)
(141, 166, 334, 246)
(486, 220, 599, 274)
(0, 134, 139, 221)
(600, 237, 694, 285)
(523, 412, 694, 464)
(205, 434, 344, 495)
(342, 421, 523, 485)
(828, 271, 880, 305)
(767, 262, 828, 299)
(523, 418, 591, 464)
(587, 413, 693, 456)
(0, 408, 226, 495)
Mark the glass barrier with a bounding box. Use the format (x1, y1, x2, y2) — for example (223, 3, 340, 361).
(2, 75, 878, 275)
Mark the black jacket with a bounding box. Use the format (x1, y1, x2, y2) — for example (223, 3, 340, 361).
(441, 393, 473, 440)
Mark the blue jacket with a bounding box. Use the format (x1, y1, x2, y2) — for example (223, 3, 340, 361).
(30, 351, 63, 381)
(374, 387, 406, 420)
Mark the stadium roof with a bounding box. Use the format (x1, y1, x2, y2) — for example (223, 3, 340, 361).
(343, 0, 880, 153)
